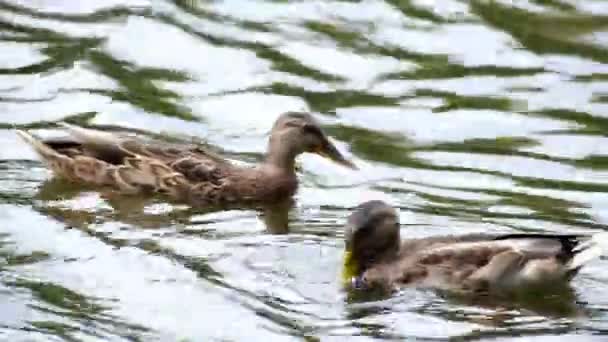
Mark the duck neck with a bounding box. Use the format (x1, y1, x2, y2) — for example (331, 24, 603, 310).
(264, 136, 299, 173)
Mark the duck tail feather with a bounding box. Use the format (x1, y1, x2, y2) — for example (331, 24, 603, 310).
(569, 232, 608, 270)
(16, 130, 64, 161)
(57, 122, 115, 145)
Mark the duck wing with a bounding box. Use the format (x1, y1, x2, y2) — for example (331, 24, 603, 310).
(58, 122, 235, 183)
(16, 123, 235, 194)
(119, 136, 230, 167)
(119, 138, 233, 184)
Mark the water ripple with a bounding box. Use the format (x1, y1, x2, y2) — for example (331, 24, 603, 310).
(1, 0, 608, 340)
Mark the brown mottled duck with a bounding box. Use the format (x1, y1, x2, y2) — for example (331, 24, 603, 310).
(343, 200, 608, 294)
(16, 112, 357, 207)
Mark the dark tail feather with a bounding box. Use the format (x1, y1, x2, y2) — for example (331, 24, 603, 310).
(569, 232, 608, 271)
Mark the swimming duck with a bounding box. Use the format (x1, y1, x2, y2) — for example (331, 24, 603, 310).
(16, 112, 356, 206)
(343, 200, 608, 294)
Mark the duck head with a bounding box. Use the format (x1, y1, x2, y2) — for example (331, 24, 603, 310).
(265, 112, 357, 171)
(343, 200, 401, 280)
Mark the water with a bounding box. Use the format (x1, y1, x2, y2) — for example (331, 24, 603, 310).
(1, 0, 608, 340)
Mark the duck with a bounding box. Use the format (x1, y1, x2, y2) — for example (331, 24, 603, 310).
(343, 200, 608, 295)
(16, 111, 357, 207)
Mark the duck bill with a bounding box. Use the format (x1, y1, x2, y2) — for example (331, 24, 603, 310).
(316, 140, 358, 170)
(341, 249, 358, 283)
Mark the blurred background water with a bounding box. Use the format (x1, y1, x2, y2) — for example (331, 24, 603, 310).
(1, 0, 608, 340)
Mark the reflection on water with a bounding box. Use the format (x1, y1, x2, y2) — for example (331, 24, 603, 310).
(34, 177, 293, 234)
(1, 0, 608, 340)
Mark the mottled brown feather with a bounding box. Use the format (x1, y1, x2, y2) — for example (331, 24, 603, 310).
(16, 127, 297, 206)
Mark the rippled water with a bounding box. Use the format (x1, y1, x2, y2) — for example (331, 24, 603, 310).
(1, 0, 608, 340)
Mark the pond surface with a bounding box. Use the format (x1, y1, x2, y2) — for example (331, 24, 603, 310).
(1, 0, 608, 340)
